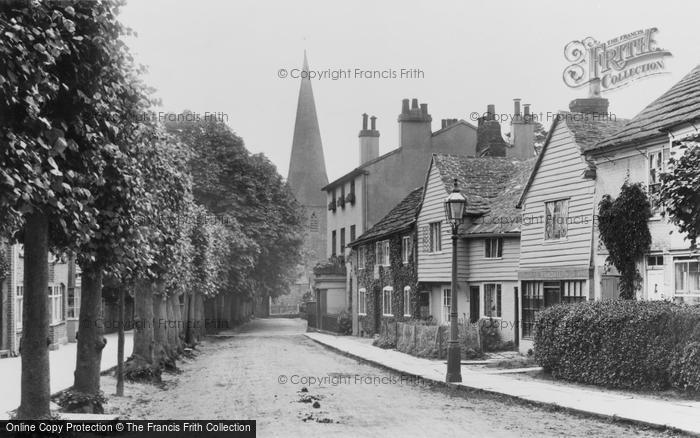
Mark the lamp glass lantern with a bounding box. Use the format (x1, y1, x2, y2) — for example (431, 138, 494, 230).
(444, 179, 466, 225)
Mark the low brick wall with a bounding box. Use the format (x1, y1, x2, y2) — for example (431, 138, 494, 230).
(376, 320, 482, 359)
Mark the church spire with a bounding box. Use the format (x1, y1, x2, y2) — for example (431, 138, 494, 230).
(288, 51, 328, 207)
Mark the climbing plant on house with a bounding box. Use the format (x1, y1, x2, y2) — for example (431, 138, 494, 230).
(597, 182, 652, 299)
(659, 142, 700, 249)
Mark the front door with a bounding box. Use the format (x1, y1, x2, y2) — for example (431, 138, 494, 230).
(646, 270, 665, 300)
(543, 281, 561, 307)
(469, 286, 480, 323)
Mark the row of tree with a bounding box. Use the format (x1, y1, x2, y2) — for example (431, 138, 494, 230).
(0, 0, 303, 417)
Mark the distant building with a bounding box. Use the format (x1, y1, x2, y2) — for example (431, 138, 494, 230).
(284, 52, 329, 309)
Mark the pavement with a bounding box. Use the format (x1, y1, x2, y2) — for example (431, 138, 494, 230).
(305, 331, 700, 436)
(0, 331, 134, 419)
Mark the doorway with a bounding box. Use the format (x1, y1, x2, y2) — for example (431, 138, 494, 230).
(469, 286, 480, 323)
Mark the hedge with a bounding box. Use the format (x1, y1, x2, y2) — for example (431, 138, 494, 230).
(534, 300, 700, 392)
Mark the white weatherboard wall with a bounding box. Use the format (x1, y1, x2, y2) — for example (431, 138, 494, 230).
(417, 162, 468, 283)
(519, 121, 595, 273)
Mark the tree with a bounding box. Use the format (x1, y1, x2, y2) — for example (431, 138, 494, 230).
(598, 182, 652, 299)
(659, 142, 700, 249)
(0, 0, 146, 418)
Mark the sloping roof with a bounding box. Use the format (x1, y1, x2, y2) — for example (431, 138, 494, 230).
(592, 65, 700, 151)
(431, 119, 477, 137)
(564, 112, 630, 153)
(516, 112, 629, 208)
(349, 187, 423, 246)
(322, 148, 400, 191)
(461, 158, 535, 235)
(430, 155, 535, 235)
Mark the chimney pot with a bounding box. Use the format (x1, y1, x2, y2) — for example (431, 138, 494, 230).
(513, 98, 521, 117)
(420, 103, 428, 116)
(487, 104, 496, 120)
(589, 78, 602, 98)
(370, 115, 377, 131)
(523, 104, 531, 117)
(402, 98, 410, 114)
(411, 98, 419, 110)
(441, 119, 447, 129)
(362, 113, 368, 130)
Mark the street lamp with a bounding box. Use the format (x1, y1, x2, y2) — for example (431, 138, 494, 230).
(444, 178, 466, 383)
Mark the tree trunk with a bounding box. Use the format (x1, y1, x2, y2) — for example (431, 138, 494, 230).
(185, 291, 195, 345)
(18, 211, 50, 419)
(73, 269, 106, 413)
(195, 293, 205, 340)
(124, 279, 160, 382)
(116, 286, 125, 396)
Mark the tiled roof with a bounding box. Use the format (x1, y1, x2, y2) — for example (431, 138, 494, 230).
(462, 159, 535, 235)
(561, 112, 630, 153)
(592, 65, 700, 151)
(349, 187, 423, 246)
(516, 112, 629, 208)
(432, 154, 536, 234)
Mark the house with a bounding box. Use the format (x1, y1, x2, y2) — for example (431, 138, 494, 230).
(416, 153, 535, 343)
(0, 244, 73, 356)
(516, 91, 629, 353)
(585, 65, 700, 305)
(347, 187, 423, 336)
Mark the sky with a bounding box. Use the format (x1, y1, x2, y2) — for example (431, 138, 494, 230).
(119, 0, 700, 181)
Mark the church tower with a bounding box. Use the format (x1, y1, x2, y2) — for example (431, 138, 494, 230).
(286, 52, 329, 303)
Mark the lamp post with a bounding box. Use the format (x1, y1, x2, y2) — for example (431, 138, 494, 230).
(444, 178, 466, 383)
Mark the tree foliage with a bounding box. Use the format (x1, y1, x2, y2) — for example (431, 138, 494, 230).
(659, 142, 700, 249)
(597, 182, 652, 299)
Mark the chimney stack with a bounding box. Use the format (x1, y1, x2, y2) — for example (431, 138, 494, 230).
(359, 113, 380, 165)
(477, 105, 507, 157)
(569, 78, 609, 114)
(508, 100, 535, 159)
(398, 97, 432, 150)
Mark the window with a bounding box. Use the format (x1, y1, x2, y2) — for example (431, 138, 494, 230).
(15, 285, 24, 330)
(382, 287, 393, 316)
(545, 199, 568, 240)
(401, 236, 412, 264)
(340, 228, 346, 252)
(67, 287, 80, 319)
(375, 240, 390, 266)
(675, 260, 700, 296)
(49, 284, 63, 325)
(331, 189, 337, 206)
(647, 255, 664, 267)
(403, 286, 411, 316)
(350, 179, 355, 196)
(562, 280, 586, 303)
(484, 284, 502, 317)
(429, 222, 442, 252)
(358, 246, 366, 269)
(309, 213, 319, 232)
(648, 148, 669, 212)
(331, 230, 337, 256)
(521, 281, 543, 338)
(484, 238, 503, 258)
(350, 225, 356, 243)
(358, 288, 367, 315)
(442, 288, 452, 323)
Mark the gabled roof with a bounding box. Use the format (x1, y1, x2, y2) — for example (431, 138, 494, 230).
(516, 112, 629, 208)
(592, 65, 700, 152)
(322, 148, 400, 191)
(348, 187, 423, 247)
(429, 155, 535, 235)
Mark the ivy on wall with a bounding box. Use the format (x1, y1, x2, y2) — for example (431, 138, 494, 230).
(598, 181, 652, 299)
(0, 242, 8, 282)
(353, 229, 419, 336)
